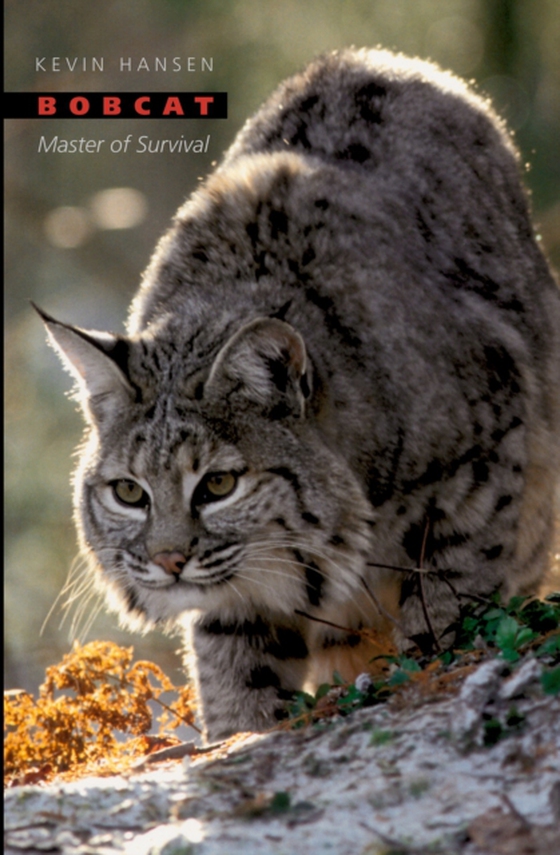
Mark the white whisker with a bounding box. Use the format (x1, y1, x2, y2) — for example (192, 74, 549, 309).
(41, 553, 91, 635)
(224, 578, 245, 604)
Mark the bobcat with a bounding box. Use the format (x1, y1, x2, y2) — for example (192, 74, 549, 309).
(39, 48, 560, 742)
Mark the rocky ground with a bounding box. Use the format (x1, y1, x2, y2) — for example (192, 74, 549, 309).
(5, 655, 560, 855)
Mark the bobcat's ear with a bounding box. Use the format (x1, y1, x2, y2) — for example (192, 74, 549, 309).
(33, 303, 135, 421)
(205, 317, 310, 417)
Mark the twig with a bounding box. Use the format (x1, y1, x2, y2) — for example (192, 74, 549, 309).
(366, 560, 430, 574)
(131, 740, 219, 770)
(500, 793, 531, 829)
(454, 591, 498, 606)
(417, 516, 442, 653)
(358, 821, 418, 851)
(360, 577, 410, 638)
(82, 661, 202, 734)
(294, 609, 360, 636)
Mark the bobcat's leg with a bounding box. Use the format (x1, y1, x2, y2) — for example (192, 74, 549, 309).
(187, 613, 309, 742)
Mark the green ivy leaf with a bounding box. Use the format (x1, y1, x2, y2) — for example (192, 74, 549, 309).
(270, 792, 291, 813)
(541, 666, 560, 696)
(315, 683, 332, 700)
(369, 729, 394, 746)
(483, 717, 503, 746)
(500, 646, 520, 663)
(398, 657, 422, 673)
(483, 608, 506, 622)
(536, 633, 560, 658)
(495, 615, 521, 650)
(506, 596, 529, 613)
(388, 669, 410, 686)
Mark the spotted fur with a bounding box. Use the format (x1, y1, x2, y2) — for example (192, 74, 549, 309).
(41, 49, 560, 741)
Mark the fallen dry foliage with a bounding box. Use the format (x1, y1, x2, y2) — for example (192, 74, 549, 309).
(3, 640, 197, 787)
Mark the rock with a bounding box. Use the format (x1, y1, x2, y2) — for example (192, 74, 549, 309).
(4, 657, 560, 855)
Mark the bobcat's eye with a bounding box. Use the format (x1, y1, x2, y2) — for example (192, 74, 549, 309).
(195, 471, 237, 504)
(111, 479, 149, 508)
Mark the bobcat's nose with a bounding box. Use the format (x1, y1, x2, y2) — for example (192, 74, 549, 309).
(152, 551, 187, 577)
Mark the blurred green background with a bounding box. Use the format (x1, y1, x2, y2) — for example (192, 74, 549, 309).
(5, 0, 560, 693)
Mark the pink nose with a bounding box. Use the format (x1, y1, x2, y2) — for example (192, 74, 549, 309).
(152, 551, 187, 576)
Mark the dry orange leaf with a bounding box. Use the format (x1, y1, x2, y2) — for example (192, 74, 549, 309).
(4, 640, 198, 786)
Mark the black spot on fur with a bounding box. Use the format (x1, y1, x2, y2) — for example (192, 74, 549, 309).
(415, 207, 434, 243)
(314, 198, 329, 210)
(329, 534, 345, 546)
(402, 458, 444, 495)
(339, 142, 371, 163)
(269, 209, 288, 238)
(304, 563, 324, 607)
(254, 250, 270, 280)
(290, 121, 311, 149)
(302, 511, 320, 525)
(472, 459, 490, 482)
(246, 221, 259, 246)
(192, 250, 208, 263)
(450, 260, 526, 315)
(484, 345, 521, 395)
(270, 300, 293, 321)
(277, 687, 296, 701)
(491, 415, 523, 443)
(495, 495, 513, 512)
(354, 81, 386, 123)
(304, 286, 362, 348)
(199, 616, 270, 642)
(292, 549, 324, 607)
(269, 628, 309, 660)
(403, 499, 469, 561)
(124, 587, 144, 616)
(199, 616, 306, 663)
(451, 258, 499, 294)
(268, 466, 301, 493)
(246, 666, 280, 690)
(402, 521, 427, 562)
(482, 544, 503, 560)
(302, 246, 316, 266)
(322, 632, 361, 650)
(285, 258, 311, 285)
(300, 94, 320, 113)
